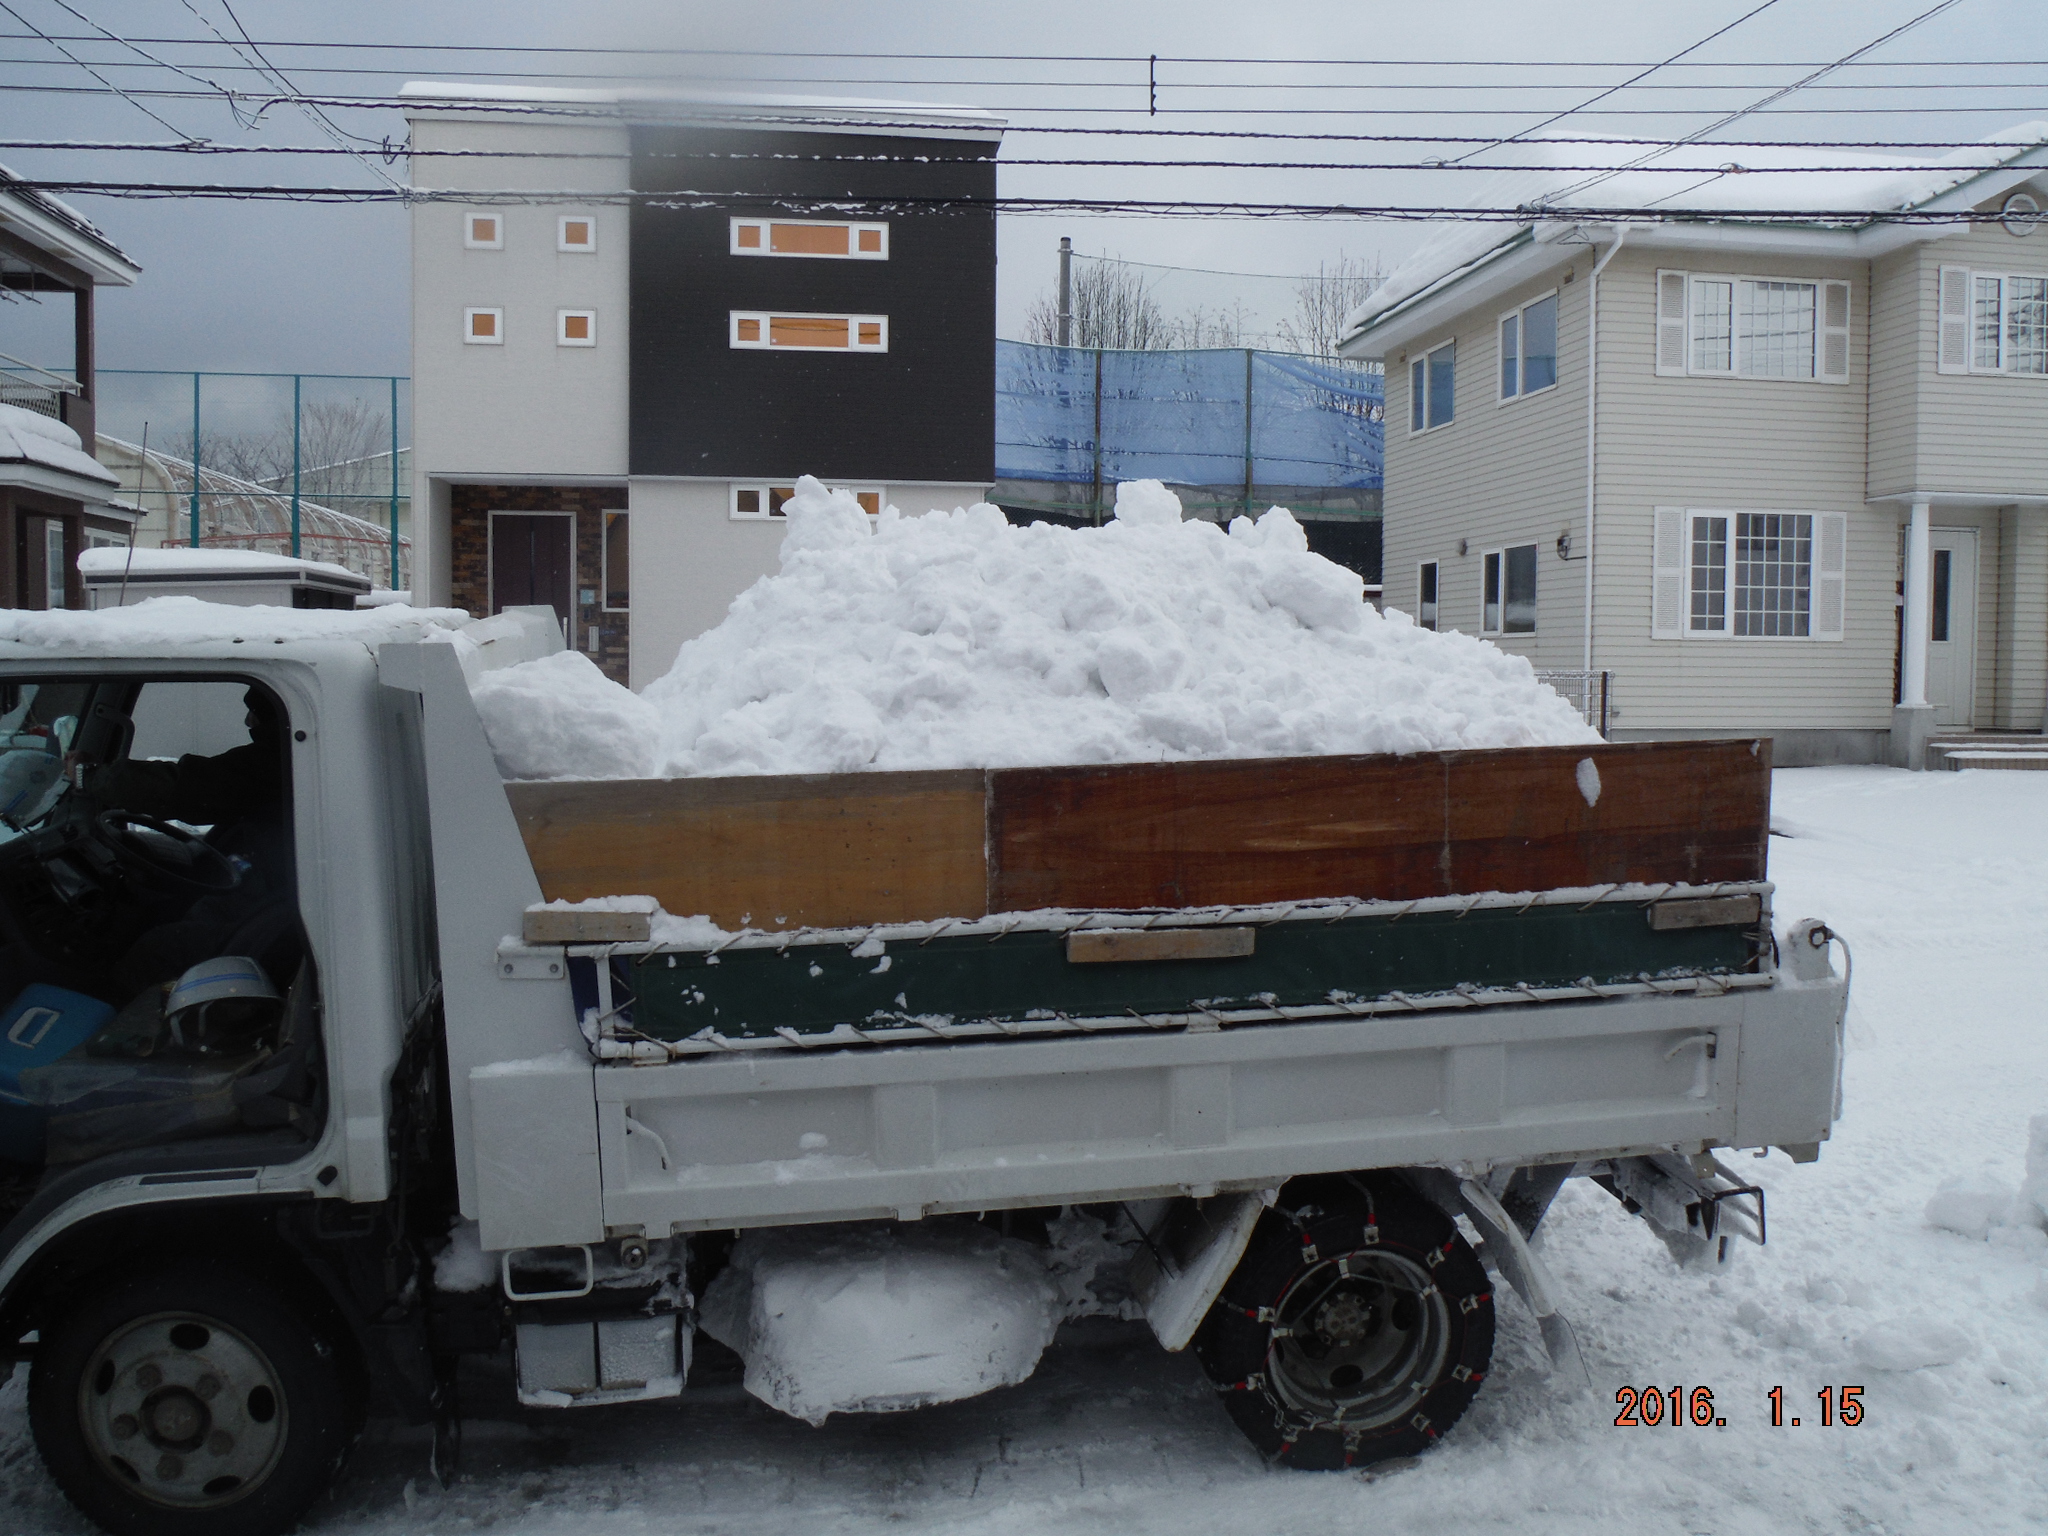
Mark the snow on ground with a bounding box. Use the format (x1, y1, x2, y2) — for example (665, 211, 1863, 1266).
(3, 765, 2045, 1534)
(476, 478, 1597, 780)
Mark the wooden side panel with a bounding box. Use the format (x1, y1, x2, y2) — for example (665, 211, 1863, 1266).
(988, 755, 1451, 912)
(505, 770, 988, 931)
(1446, 739, 1770, 892)
(989, 740, 1768, 912)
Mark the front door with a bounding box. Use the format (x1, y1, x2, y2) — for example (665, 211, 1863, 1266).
(490, 513, 574, 636)
(1926, 527, 1978, 728)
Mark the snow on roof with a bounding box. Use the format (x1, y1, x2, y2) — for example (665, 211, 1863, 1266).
(1347, 123, 2048, 337)
(0, 595, 468, 655)
(76, 546, 368, 585)
(0, 161, 138, 279)
(0, 402, 119, 488)
(398, 80, 1004, 134)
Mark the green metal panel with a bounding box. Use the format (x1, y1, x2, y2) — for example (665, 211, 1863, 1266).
(621, 903, 1757, 1043)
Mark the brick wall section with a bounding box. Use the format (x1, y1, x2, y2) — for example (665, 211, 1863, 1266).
(450, 485, 630, 684)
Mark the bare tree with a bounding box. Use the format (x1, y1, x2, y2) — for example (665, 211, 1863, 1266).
(1275, 253, 1388, 359)
(160, 427, 285, 486)
(1024, 255, 1170, 350)
(291, 399, 393, 503)
(1161, 300, 1252, 350)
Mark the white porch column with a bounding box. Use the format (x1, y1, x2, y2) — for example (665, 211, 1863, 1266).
(1900, 499, 1933, 708)
(1891, 500, 1937, 768)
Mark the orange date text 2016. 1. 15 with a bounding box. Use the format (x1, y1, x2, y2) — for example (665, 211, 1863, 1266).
(1612, 1386, 1868, 1428)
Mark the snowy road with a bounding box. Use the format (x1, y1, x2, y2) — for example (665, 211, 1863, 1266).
(4, 765, 2045, 1535)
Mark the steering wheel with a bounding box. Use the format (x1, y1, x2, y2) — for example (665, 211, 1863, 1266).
(91, 809, 242, 894)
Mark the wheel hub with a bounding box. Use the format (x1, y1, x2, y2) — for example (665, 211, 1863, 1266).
(1311, 1290, 1376, 1347)
(1266, 1248, 1453, 1430)
(142, 1387, 208, 1449)
(77, 1313, 285, 1510)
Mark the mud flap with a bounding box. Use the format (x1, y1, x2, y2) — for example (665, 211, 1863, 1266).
(1409, 1169, 1587, 1385)
(1129, 1191, 1271, 1351)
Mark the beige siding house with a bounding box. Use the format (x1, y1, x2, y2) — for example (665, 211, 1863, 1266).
(1341, 133, 2048, 767)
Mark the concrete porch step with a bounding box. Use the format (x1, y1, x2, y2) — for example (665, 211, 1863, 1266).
(1930, 738, 2048, 771)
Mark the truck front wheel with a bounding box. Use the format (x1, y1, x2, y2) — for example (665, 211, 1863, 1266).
(1195, 1175, 1494, 1469)
(29, 1259, 358, 1536)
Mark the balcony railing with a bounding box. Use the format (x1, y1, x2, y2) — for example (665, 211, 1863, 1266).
(0, 352, 82, 425)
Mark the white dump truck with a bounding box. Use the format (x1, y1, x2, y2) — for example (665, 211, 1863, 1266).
(0, 607, 1846, 1536)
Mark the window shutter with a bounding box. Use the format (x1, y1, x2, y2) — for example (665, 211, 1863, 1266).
(1656, 271, 1689, 376)
(1937, 265, 1971, 374)
(1819, 280, 1852, 383)
(1652, 506, 1686, 639)
(1813, 511, 1847, 641)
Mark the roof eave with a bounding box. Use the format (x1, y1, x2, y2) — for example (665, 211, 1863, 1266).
(0, 190, 140, 286)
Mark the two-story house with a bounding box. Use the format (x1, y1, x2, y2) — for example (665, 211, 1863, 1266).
(0, 167, 141, 608)
(404, 86, 1002, 686)
(1340, 130, 2048, 768)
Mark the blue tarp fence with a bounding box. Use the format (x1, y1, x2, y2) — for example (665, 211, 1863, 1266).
(994, 340, 1384, 520)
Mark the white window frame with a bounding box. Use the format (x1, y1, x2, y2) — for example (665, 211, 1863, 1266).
(729, 483, 885, 521)
(43, 521, 66, 611)
(1650, 506, 1846, 642)
(1937, 264, 2048, 376)
(728, 217, 889, 259)
(1478, 543, 1537, 636)
(463, 307, 504, 346)
(1654, 269, 1851, 384)
(463, 213, 504, 250)
(556, 214, 597, 253)
(556, 308, 597, 348)
(1408, 338, 1456, 434)
(1497, 290, 1560, 403)
(1416, 559, 1439, 631)
(601, 509, 628, 613)
(729, 311, 889, 352)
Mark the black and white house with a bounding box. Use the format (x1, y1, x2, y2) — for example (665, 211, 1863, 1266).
(405, 86, 1003, 686)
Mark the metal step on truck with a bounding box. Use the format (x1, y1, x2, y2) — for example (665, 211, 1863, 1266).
(0, 605, 1846, 1536)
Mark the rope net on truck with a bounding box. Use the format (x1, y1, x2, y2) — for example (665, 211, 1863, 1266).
(546, 881, 1776, 1061)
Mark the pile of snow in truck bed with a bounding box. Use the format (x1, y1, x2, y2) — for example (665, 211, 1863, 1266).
(473, 477, 1597, 780)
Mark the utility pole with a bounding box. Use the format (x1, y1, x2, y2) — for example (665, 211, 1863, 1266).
(1057, 237, 1073, 348)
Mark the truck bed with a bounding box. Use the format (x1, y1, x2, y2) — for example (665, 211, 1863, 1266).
(378, 627, 1844, 1254)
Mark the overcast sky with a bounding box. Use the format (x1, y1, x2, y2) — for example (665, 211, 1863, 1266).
(2, 0, 2043, 422)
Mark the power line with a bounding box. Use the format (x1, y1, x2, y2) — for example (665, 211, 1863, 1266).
(5, 81, 2044, 117)
(0, 0, 197, 139)
(1451, 0, 1784, 163)
(0, 32, 2043, 66)
(0, 131, 2029, 152)
(7, 55, 2047, 89)
(1550, 0, 1968, 205)
(41, 0, 242, 103)
(7, 179, 2019, 224)
(0, 139, 2030, 176)
(184, 0, 402, 184)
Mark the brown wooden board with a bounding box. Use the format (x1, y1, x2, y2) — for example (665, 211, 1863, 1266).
(504, 770, 988, 931)
(1444, 740, 1771, 893)
(986, 740, 1769, 913)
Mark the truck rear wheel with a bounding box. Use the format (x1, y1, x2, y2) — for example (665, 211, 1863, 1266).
(29, 1259, 358, 1536)
(1194, 1175, 1494, 1469)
